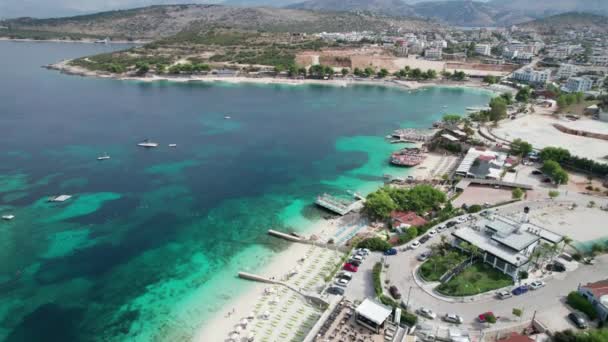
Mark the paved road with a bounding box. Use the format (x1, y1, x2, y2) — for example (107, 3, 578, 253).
(340, 209, 608, 337)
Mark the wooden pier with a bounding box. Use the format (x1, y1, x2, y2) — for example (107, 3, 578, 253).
(314, 193, 355, 216)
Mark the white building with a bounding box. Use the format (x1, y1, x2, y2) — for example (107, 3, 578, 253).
(590, 54, 608, 66)
(452, 215, 564, 281)
(563, 77, 593, 93)
(424, 48, 443, 60)
(556, 63, 580, 79)
(512, 67, 551, 84)
(578, 280, 608, 322)
(475, 44, 492, 56)
(355, 298, 393, 333)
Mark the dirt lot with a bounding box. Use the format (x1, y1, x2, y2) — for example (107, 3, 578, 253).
(453, 185, 513, 207)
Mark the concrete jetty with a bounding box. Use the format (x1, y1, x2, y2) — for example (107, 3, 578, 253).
(238, 272, 330, 308)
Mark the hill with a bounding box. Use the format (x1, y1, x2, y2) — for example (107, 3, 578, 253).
(412, 1, 499, 27)
(0, 4, 436, 40)
(519, 12, 608, 34)
(287, 0, 417, 17)
(488, 0, 608, 18)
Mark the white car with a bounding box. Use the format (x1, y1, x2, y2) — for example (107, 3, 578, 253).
(410, 241, 421, 249)
(456, 217, 466, 223)
(355, 248, 370, 256)
(497, 290, 512, 299)
(351, 254, 364, 262)
(529, 280, 545, 290)
(335, 278, 350, 287)
(417, 307, 436, 319)
(428, 230, 437, 237)
(443, 313, 463, 324)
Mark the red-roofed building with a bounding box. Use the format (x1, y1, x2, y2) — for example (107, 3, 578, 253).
(391, 211, 427, 230)
(498, 332, 533, 342)
(578, 279, 608, 321)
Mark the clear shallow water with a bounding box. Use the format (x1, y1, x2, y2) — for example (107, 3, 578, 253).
(0, 41, 493, 341)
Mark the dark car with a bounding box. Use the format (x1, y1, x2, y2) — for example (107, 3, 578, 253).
(419, 235, 431, 244)
(546, 262, 566, 272)
(512, 285, 529, 296)
(384, 248, 398, 256)
(389, 286, 402, 299)
(446, 221, 457, 228)
(568, 312, 588, 329)
(327, 286, 345, 295)
(531, 170, 543, 175)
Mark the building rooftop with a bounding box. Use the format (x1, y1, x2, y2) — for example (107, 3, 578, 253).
(453, 227, 529, 266)
(355, 299, 393, 326)
(391, 211, 428, 228)
(582, 280, 608, 299)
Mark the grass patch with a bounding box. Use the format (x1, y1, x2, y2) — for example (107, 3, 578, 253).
(436, 262, 513, 296)
(419, 251, 467, 282)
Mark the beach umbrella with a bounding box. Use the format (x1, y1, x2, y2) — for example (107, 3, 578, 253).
(235, 326, 243, 333)
(263, 311, 270, 319)
(230, 333, 239, 340)
(241, 319, 248, 327)
(248, 332, 256, 341)
(248, 311, 255, 319)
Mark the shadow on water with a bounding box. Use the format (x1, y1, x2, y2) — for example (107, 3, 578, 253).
(35, 212, 179, 285)
(6, 303, 84, 342)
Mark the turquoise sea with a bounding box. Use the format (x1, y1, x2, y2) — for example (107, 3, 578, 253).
(0, 41, 493, 341)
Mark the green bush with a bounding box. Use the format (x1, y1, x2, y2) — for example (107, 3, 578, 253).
(397, 227, 418, 245)
(401, 310, 418, 326)
(567, 292, 597, 320)
(373, 263, 383, 297)
(358, 237, 391, 252)
(467, 204, 482, 213)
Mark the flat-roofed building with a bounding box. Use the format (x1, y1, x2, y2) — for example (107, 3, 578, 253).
(355, 298, 393, 333)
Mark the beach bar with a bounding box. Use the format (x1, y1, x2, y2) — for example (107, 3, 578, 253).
(355, 298, 393, 333)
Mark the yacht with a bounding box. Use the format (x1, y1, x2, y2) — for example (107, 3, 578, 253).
(137, 139, 159, 148)
(168, 144, 177, 148)
(224, 115, 231, 120)
(97, 153, 110, 161)
(1, 215, 15, 221)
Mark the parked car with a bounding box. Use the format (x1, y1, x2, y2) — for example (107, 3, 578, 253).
(389, 286, 402, 299)
(529, 280, 545, 290)
(478, 312, 495, 323)
(337, 271, 353, 281)
(351, 254, 364, 262)
(443, 313, 463, 324)
(568, 312, 588, 329)
(479, 210, 489, 217)
(417, 308, 437, 319)
(348, 259, 361, 267)
(410, 241, 421, 249)
(546, 262, 566, 272)
(446, 221, 457, 228)
(384, 248, 398, 256)
(531, 170, 543, 175)
(417, 251, 432, 262)
(436, 225, 446, 232)
(420, 235, 431, 244)
(355, 248, 370, 256)
(496, 290, 512, 300)
(327, 286, 345, 295)
(428, 230, 437, 237)
(583, 257, 596, 265)
(335, 278, 350, 287)
(512, 285, 529, 296)
(343, 263, 358, 272)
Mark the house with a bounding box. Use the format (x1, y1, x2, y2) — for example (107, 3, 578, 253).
(556, 64, 580, 79)
(475, 44, 492, 56)
(512, 67, 551, 85)
(563, 77, 593, 93)
(424, 48, 443, 60)
(391, 211, 427, 230)
(452, 214, 563, 280)
(578, 280, 608, 322)
(355, 298, 393, 333)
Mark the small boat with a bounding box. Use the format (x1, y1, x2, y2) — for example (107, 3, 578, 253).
(97, 153, 110, 161)
(137, 139, 159, 148)
(224, 115, 231, 120)
(168, 144, 177, 148)
(48, 195, 72, 202)
(1, 215, 15, 221)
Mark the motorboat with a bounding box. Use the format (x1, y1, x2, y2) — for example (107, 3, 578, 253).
(224, 115, 232, 120)
(168, 144, 177, 148)
(48, 195, 72, 202)
(137, 139, 159, 148)
(97, 153, 110, 160)
(1, 215, 15, 221)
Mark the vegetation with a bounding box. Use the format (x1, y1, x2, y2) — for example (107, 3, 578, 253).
(512, 188, 524, 200)
(373, 262, 383, 297)
(515, 87, 531, 102)
(467, 204, 482, 213)
(373, 262, 418, 326)
(442, 114, 462, 126)
(364, 185, 446, 220)
(436, 262, 513, 296)
(557, 92, 585, 109)
(542, 160, 569, 184)
(566, 292, 598, 320)
(509, 138, 533, 158)
(357, 237, 391, 252)
(419, 250, 467, 281)
(512, 308, 523, 320)
(393, 67, 438, 81)
(540, 145, 608, 177)
(488, 96, 508, 123)
(540, 147, 571, 164)
(553, 328, 608, 342)
(483, 75, 499, 84)
(549, 190, 560, 199)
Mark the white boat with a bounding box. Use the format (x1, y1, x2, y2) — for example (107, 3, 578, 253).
(168, 144, 177, 148)
(1, 215, 15, 221)
(224, 115, 231, 120)
(137, 139, 159, 148)
(49, 195, 72, 202)
(97, 153, 110, 161)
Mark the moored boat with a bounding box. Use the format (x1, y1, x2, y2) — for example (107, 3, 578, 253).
(97, 153, 110, 160)
(390, 148, 426, 167)
(137, 139, 159, 148)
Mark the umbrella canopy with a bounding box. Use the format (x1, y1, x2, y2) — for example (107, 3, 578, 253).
(248, 311, 255, 319)
(241, 319, 249, 326)
(230, 333, 239, 339)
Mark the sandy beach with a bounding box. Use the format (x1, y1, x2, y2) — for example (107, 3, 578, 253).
(194, 218, 347, 342)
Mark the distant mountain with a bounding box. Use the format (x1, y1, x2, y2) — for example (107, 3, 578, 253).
(412, 1, 498, 27)
(287, 0, 417, 17)
(488, 0, 608, 18)
(519, 12, 608, 34)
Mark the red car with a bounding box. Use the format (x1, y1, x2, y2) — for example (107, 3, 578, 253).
(478, 312, 495, 323)
(343, 263, 358, 272)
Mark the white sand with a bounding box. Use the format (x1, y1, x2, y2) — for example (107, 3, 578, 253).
(408, 152, 460, 180)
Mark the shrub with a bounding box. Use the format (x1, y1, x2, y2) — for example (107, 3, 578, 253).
(358, 237, 391, 252)
(567, 292, 597, 320)
(373, 263, 383, 297)
(397, 227, 418, 245)
(512, 188, 524, 200)
(401, 310, 418, 326)
(467, 204, 482, 213)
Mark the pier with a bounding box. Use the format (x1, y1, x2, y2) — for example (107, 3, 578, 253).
(390, 128, 436, 143)
(315, 193, 360, 216)
(238, 272, 330, 308)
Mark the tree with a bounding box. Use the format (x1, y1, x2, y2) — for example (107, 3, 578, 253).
(353, 67, 362, 77)
(341, 68, 349, 76)
(540, 147, 571, 163)
(489, 96, 508, 123)
(410, 68, 423, 79)
(542, 160, 569, 184)
(442, 114, 462, 127)
(549, 190, 560, 199)
(509, 138, 532, 157)
(500, 92, 513, 105)
(512, 308, 523, 321)
(451, 71, 466, 81)
(287, 64, 298, 77)
(425, 69, 437, 79)
(134, 61, 150, 75)
(364, 189, 397, 220)
(357, 237, 391, 251)
(483, 75, 498, 84)
(467, 204, 482, 213)
(364, 67, 375, 78)
(512, 188, 524, 200)
(378, 68, 389, 78)
(515, 87, 531, 102)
